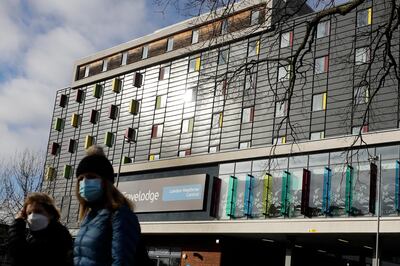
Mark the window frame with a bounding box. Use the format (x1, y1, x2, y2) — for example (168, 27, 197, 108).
(242, 107, 255, 123)
(166, 37, 174, 52)
(316, 20, 330, 38)
(159, 65, 171, 80)
(151, 124, 164, 138)
(280, 31, 293, 48)
(192, 29, 199, 44)
(142, 45, 149, 59)
(314, 56, 329, 74)
(250, 10, 260, 26)
(312, 92, 327, 112)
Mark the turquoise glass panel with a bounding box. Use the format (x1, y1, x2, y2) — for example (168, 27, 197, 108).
(226, 176, 238, 217)
(281, 171, 291, 216)
(345, 165, 354, 214)
(322, 167, 331, 214)
(244, 175, 254, 217)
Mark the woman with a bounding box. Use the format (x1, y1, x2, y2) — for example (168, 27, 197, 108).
(8, 192, 73, 266)
(74, 145, 150, 266)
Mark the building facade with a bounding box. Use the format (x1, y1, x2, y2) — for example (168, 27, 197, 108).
(45, 0, 400, 265)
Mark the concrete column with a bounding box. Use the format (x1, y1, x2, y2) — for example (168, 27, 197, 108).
(285, 248, 292, 266)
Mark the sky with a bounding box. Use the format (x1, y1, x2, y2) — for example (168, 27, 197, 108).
(0, 0, 185, 158)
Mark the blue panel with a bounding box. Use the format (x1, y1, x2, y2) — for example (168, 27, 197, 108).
(322, 167, 332, 214)
(244, 175, 254, 217)
(396, 161, 400, 211)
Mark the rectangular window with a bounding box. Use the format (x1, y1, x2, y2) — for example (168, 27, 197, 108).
(166, 37, 174, 52)
(142, 45, 149, 59)
(76, 89, 84, 103)
(59, 94, 68, 108)
(178, 149, 191, 157)
(109, 104, 119, 120)
(183, 88, 196, 103)
(239, 141, 251, 149)
(278, 65, 291, 81)
(151, 124, 163, 138)
(275, 101, 287, 117)
(93, 84, 102, 98)
(212, 113, 223, 128)
(112, 78, 122, 93)
(84, 135, 94, 149)
(159, 65, 171, 80)
(354, 86, 369, 105)
(250, 10, 260, 25)
(245, 71, 257, 91)
(315, 56, 329, 74)
(149, 154, 160, 161)
(221, 19, 228, 34)
(54, 118, 64, 132)
(102, 58, 109, 72)
(248, 40, 260, 57)
(216, 79, 228, 96)
(133, 72, 143, 88)
(71, 113, 80, 128)
(125, 127, 137, 142)
(357, 8, 372, 27)
(280, 31, 293, 48)
(90, 109, 99, 124)
(155, 95, 167, 109)
(84, 65, 90, 78)
(51, 142, 60, 156)
(129, 99, 140, 115)
(104, 132, 115, 147)
(45, 167, 55, 181)
(273, 136, 286, 145)
(188, 57, 201, 72)
(121, 51, 128, 65)
(310, 131, 325, 140)
(317, 21, 330, 38)
(209, 146, 219, 153)
(192, 29, 199, 44)
(312, 93, 327, 111)
(355, 47, 370, 65)
(68, 139, 77, 153)
(182, 118, 194, 133)
(63, 165, 72, 179)
(122, 156, 132, 164)
(242, 107, 254, 123)
(352, 125, 369, 135)
(218, 48, 229, 65)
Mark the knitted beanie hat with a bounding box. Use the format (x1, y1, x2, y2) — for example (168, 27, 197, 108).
(76, 145, 115, 183)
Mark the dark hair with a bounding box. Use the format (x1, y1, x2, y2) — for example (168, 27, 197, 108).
(23, 192, 61, 221)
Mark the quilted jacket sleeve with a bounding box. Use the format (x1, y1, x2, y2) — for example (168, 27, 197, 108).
(111, 205, 141, 266)
(8, 219, 28, 266)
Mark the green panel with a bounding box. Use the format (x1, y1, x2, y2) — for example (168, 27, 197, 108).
(188, 118, 194, 133)
(122, 156, 132, 164)
(104, 132, 114, 147)
(226, 176, 238, 217)
(129, 99, 139, 115)
(345, 165, 354, 214)
(281, 171, 291, 216)
(156, 96, 162, 109)
(262, 173, 273, 215)
(63, 165, 72, 179)
(53, 118, 64, 131)
(93, 84, 102, 98)
(112, 78, 121, 93)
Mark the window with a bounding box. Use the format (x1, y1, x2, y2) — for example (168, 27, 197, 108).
(45, 167, 55, 181)
(104, 132, 115, 147)
(166, 37, 174, 52)
(315, 56, 329, 74)
(159, 65, 171, 80)
(155, 95, 167, 109)
(109, 104, 119, 120)
(212, 113, 223, 128)
(189, 57, 201, 72)
(182, 118, 194, 133)
(149, 154, 160, 161)
(122, 156, 132, 164)
(312, 93, 327, 112)
(354, 86, 369, 105)
(90, 109, 99, 124)
(355, 47, 370, 65)
(239, 141, 251, 149)
(310, 131, 325, 140)
(183, 88, 196, 103)
(248, 40, 260, 57)
(84, 135, 94, 149)
(71, 113, 80, 128)
(178, 149, 191, 157)
(280, 31, 293, 48)
(76, 89, 84, 103)
(142, 45, 149, 59)
(84, 65, 90, 78)
(352, 125, 369, 135)
(250, 10, 260, 25)
(129, 99, 140, 115)
(192, 30, 199, 44)
(51, 142, 60, 156)
(209, 146, 219, 153)
(59, 94, 68, 108)
(242, 107, 254, 123)
(68, 139, 77, 153)
(133, 72, 143, 88)
(112, 78, 122, 93)
(102, 58, 109, 72)
(125, 127, 137, 142)
(93, 84, 102, 98)
(121, 51, 128, 65)
(278, 65, 291, 81)
(273, 136, 286, 145)
(63, 165, 72, 179)
(275, 101, 287, 117)
(245, 71, 257, 91)
(357, 8, 372, 27)
(216, 79, 228, 96)
(221, 19, 228, 34)
(218, 48, 229, 65)
(317, 21, 330, 38)
(151, 124, 163, 138)
(54, 118, 64, 132)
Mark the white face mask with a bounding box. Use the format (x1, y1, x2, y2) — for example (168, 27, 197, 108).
(27, 213, 49, 231)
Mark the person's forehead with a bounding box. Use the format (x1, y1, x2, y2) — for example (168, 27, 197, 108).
(26, 202, 44, 212)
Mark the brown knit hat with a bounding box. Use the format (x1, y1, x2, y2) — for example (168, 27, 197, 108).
(76, 145, 115, 183)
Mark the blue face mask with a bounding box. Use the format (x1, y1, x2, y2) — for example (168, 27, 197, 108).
(79, 178, 103, 202)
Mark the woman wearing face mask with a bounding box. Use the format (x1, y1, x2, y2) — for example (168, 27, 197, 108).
(74, 145, 151, 266)
(8, 192, 73, 266)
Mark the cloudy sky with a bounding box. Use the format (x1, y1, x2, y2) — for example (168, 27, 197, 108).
(0, 0, 184, 158)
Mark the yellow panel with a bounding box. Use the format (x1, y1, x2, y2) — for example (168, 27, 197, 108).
(112, 78, 121, 93)
(322, 92, 327, 110)
(149, 154, 155, 161)
(367, 8, 372, 25)
(219, 113, 223, 128)
(282, 136, 286, 144)
(85, 135, 93, 149)
(195, 57, 201, 71)
(256, 40, 260, 55)
(71, 113, 79, 127)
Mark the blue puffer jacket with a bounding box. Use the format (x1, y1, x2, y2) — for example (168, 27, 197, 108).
(74, 205, 140, 266)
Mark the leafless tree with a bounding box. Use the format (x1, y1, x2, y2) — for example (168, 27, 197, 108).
(0, 149, 44, 224)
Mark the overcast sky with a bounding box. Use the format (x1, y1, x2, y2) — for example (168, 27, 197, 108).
(0, 0, 185, 158)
